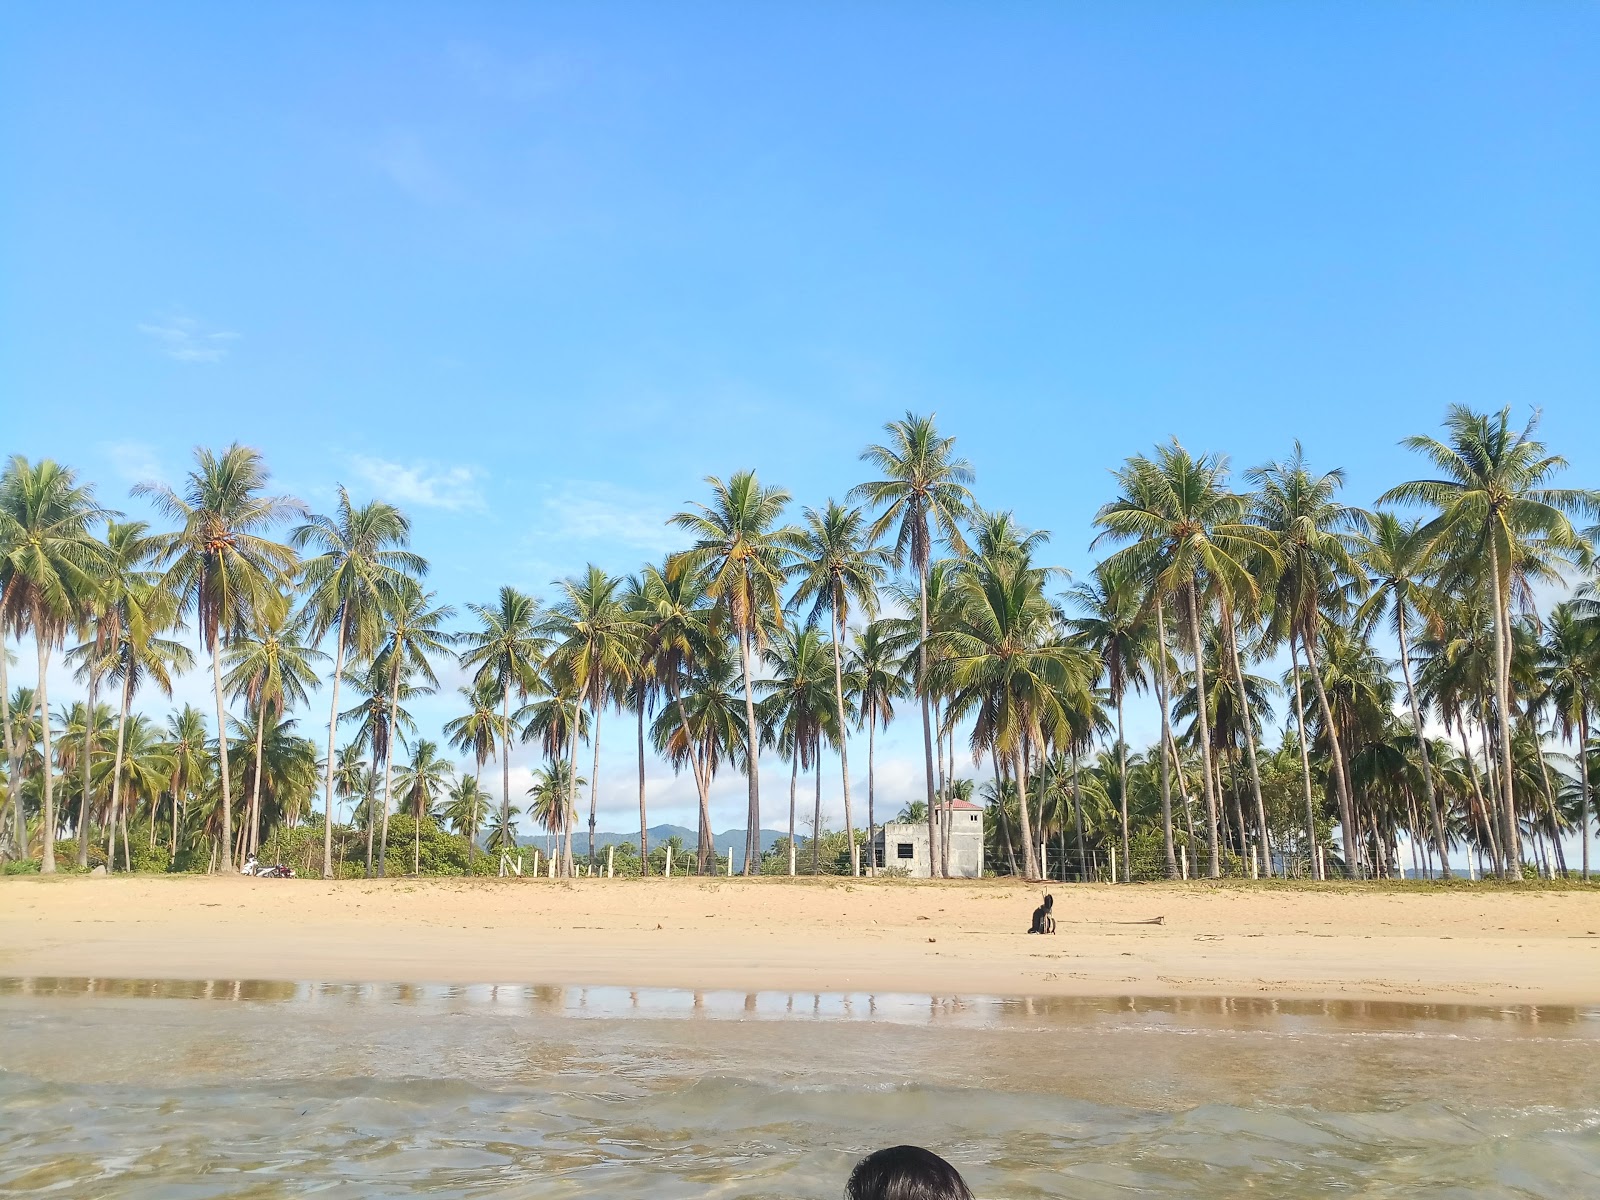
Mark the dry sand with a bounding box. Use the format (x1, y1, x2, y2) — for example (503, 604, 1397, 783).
(3, 874, 1599, 1006)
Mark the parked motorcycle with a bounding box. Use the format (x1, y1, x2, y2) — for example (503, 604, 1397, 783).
(242, 856, 296, 879)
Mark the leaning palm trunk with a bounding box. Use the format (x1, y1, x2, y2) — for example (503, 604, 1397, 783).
(37, 624, 59, 872)
(78, 662, 101, 868)
(1, 638, 24, 860)
(637, 698, 649, 877)
(735, 631, 762, 875)
(830, 608, 858, 875)
(1288, 637, 1321, 879)
(1223, 610, 1272, 877)
(319, 615, 348, 878)
(208, 636, 239, 874)
(377, 666, 403, 877)
(1153, 598, 1177, 878)
(1302, 623, 1358, 877)
(1486, 538, 1521, 877)
(105, 672, 132, 871)
(917, 566, 942, 878)
(588, 695, 603, 868)
(1183, 585, 1222, 879)
(1394, 607, 1449, 878)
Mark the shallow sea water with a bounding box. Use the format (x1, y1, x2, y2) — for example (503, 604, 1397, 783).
(1, 977, 1598, 1197)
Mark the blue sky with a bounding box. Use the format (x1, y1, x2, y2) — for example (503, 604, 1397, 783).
(3, 3, 1597, 838)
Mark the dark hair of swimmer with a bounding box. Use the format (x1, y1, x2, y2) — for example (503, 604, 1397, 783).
(845, 1145, 975, 1200)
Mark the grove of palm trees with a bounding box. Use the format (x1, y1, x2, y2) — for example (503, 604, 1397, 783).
(4, 406, 1597, 884)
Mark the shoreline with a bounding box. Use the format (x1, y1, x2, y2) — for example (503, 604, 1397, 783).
(4, 875, 1599, 1007)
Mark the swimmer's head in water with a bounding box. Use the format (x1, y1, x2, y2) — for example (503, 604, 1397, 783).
(845, 1145, 974, 1200)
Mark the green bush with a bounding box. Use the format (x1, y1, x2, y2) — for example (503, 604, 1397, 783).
(3, 858, 40, 875)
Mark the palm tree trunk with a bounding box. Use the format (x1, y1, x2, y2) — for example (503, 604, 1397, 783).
(377, 669, 403, 878)
(736, 630, 762, 875)
(319, 615, 348, 879)
(866, 716, 877, 876)
(413, 789, 422, 876)
(991, 751, 1019, 877)
(1223, 608, 1272, 877)
(1486, 536, 1520, 876)
(1302, 622, 1358, 877)
(1288, 637, 1321, 879)
(206, 631, 239, 873)
(672, 687, 713, 875)
(1574, 704, 1587, 883)
(637, 693, 649, 876)
(105, 673, 132, 871)
(470, 750, 484, 872)
(917, 561, 941, 878)
(830, 608, 858, 876)
(1014, 737, 1040, 880)
(788, 750, 798, 876)
(1, 634, 24, 860)
(564, 710, 580, 877)
(35, 624, 58, 872)
(588, 693, 603, 868)
(1183, 584, 1222, 879)
(1116, 695, 1130, 882)
(1070, 751, 1085, 881)
(1394, 607, 1449, 878)
(1153, 598, 1177, 877)
(77, 664, 100, 868)
(247, 703, 267, 860)
(812, 749, 823, 874)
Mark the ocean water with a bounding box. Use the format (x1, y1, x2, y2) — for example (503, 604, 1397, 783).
(1, 978, 1597, 1197)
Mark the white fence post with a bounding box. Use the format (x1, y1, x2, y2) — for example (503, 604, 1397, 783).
(1109, 847, 1117, 883)
(665, 849, 672, 878)
(607, 845, 614, 878)
(1180, 845, 1188, 880)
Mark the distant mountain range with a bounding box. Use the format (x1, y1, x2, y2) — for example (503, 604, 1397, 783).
(509, 824, 785, 860)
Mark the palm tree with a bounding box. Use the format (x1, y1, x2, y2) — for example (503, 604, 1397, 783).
(0, 457, 110, 872)
(485, 800, 524, 857)
(526, 758, 582, 858)
(223, 594, 324, 859)
(1065, 564, 1151, 880)
(852, 413, 975, 877)
(1354, 512, 1451, 876)
(758, 626, 838, 875)
(790, 500, 889, 876)
(848, 619, 908, 876)
(395, 738, 454, 874)
(1541, 602, 1597, 878)
(651, 636, 748, 868)
(339, 654, 420, 872)
(443, 773, 492, 867)
(669, 472, 797, 873)
(1381, 406, 1600, 877)
(293, 487, 422, 878)
(136, 445, 301, 873)
(164, 705, 211, 855)
(370, 584, 455, 875)
(1094, 442, 1275, 878)
(101, 714, 175, 867)
(443, 681, 508, 872)
(458, 586, 547, 869)
(544, 566, 641, 874)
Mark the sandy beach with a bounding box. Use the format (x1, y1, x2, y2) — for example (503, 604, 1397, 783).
(3, 875, 1599, 1006)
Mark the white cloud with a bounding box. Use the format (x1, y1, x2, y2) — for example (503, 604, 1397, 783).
(138, 316, 239, 363)
(540, 482, 680, 556)
(350, 456, 485, 512)
(103, 441, 165, 486)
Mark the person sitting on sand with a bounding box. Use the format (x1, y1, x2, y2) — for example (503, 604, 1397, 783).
(846, 1145, 974, 1200)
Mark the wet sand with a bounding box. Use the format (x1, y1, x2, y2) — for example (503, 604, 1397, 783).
(3, 874, 1599, 1004)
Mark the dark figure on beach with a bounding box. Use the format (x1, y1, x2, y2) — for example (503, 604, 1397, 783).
(846, 1146, 974, 1200)
(1027, 893, 1055, 934)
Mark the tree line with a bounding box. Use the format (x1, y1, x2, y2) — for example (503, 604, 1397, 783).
(2, 406, 1597, 882)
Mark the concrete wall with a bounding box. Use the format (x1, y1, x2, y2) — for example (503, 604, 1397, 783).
(873, 816, 984, 879)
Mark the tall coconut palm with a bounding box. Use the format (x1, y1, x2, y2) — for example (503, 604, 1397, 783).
(458, 586, 547, 868)
(669, 472, 797, 873)
(651, 635, 748, 867)
(1065, 564, 1151, 880)
(293, 488, 422, 878)
(339, 655, 421, 872)
(0, 457, 110, 872)
(442, 681, 508, 872)
(370, 584, 455, 875)
(758, 627, 839, 875)
(1381, 406, 1600, 877)
(526, 758, 582, 857)
(1094, 442, 1275, 878)
(223, 594, 324, 859)
(789, 500, 889, 876)
(631, 560, 720, 870)
(1354, 512, 1451, 876)
(544, 566, 642, 874)
(848, 619, 908, 876)
(394, 738, 454, 874)
(852, 414, 975, 878)
(136, 445, 301, 873)
(1541, 602, 1597, 879)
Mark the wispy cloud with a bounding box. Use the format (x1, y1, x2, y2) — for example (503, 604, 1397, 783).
(102, 441, 165, 486)
(137, 315, 239, 363)
(371, 131, 460, 205)
(540, 482, 679, 555)
(350, 456, 485, 511)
